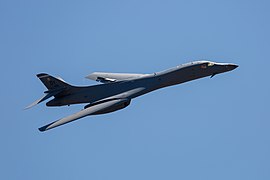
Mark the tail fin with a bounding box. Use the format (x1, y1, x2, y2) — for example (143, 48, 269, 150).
(37, 73, 71, 90)
(24, 73, 72, 109)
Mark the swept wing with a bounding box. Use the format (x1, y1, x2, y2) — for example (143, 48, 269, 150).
(86, 72, 149, 83)
(39, 99, 130, 132)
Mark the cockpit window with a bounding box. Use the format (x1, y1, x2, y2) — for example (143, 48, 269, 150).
(201, 64, 207, 69)
(208, 62, 215, 66)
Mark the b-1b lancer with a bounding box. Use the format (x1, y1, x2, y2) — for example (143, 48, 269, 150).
(26, 60, 238, 132)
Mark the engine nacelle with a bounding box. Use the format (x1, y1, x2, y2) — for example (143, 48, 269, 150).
(84, 98, 131, 115)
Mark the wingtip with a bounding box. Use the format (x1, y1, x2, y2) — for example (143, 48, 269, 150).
(85, 73, 96, 80)
(23, 106, 30, 110)
(38, 127, 46, 132)
(38, 122, 54, 132)
(38, 125, 49, 132)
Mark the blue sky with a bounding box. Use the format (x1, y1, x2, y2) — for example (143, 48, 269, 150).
(1, 0, 269, 179)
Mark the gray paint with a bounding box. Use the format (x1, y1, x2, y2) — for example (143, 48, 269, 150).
(27, 60, 238, 132)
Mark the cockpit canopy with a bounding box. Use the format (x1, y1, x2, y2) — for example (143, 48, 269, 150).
(200, 62, 215, 69)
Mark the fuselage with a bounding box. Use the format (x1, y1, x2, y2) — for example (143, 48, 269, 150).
(46, 61, 238, 107)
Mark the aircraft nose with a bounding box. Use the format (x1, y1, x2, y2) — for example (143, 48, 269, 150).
(226, 64, 239, 71)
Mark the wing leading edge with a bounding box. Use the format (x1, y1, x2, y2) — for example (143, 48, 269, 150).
(39, 99, 130, 132)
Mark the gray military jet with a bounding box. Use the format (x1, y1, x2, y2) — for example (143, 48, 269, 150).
(26, 60, 238, 132)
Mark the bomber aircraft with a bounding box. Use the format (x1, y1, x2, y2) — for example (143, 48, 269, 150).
(26, 60, 238, 132)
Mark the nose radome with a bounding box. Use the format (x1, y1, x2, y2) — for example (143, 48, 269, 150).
(227, 64, 239, 70)
(231, 64, 239, 69)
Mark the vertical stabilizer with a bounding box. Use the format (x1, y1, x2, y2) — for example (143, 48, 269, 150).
(24, 73, 72, 109)
(37, 73, 71, 90)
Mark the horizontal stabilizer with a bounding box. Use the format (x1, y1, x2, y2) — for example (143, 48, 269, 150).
(24, 89, 64, 109)
(24, 94, 51, 110)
